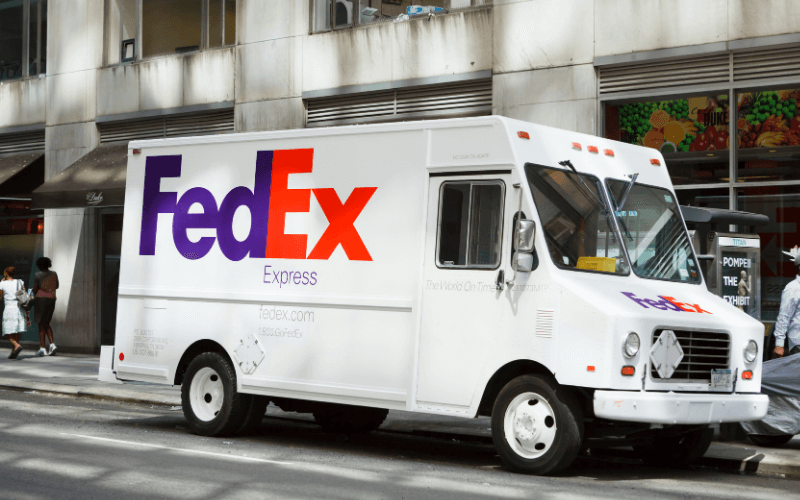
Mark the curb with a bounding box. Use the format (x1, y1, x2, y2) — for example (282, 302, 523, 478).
(592, 446, 800, 479)
(0, 377, 181, 407)
(3, 378, 798, 479)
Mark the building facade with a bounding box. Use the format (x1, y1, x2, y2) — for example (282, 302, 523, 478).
(0, 0, 798, 351)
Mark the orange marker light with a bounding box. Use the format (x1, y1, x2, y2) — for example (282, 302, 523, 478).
(132, 149, 141, 155)
(517, 131, 530, 139)
(119, 352, 125, 361)
(650, 159, 661, 166)
(587, 146, 599, 153)
(572, 142, 582, 150)
(621, 366, 635, 376)
(604, 149, 615, 157)
(587, 365, 596, 372)
(742, 370, 753, 380)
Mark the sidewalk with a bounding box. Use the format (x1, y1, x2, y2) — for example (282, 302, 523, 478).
(1, 352, 799, 478)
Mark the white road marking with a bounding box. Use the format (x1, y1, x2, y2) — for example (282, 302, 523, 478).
(61, 433, 292, 465)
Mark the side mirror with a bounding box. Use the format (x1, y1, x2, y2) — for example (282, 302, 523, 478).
(515, 219, 536, 253)
(512, 252, 534, 273)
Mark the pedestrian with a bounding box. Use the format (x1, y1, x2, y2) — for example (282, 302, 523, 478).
(774, 246, 800, 358)
(33, 257, 58, 356)
(0, 267, 28, 359)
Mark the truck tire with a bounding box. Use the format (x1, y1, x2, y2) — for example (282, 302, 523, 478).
(181, 352, 250, 437)
(313, 404, 389, 434)
(491, 375, 583, 475)
(747, 433, 794, 448)
(235, 395, 269, 435)
(633, 426, 713, 466)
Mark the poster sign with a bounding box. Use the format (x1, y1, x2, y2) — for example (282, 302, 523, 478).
(720, 251, 759, 318)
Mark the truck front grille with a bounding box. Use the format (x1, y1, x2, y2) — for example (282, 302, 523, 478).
(650, 330, 730, 381)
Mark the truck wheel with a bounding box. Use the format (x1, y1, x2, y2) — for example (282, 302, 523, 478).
(313, 404, 389, 434)
(633, 426, 713, 466)
(181, 352, 250, 437)
(235, 395, 269, 435)
(491, 375, 583, 475)
(747, 433, 794, 448)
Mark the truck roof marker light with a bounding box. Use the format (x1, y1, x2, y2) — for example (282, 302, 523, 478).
(742, 370, 753, 380)
(587, 146, 599, 154)
(650, 159, 661, 166)
(621, 366, 635, 376)
(587, 365, 595, 372)
(572, 142, 582, 151)
(119, 352, 124, 361)
(132, 149, 141, 155)
(517, 131, 530, 139)
(604, 149, 615, 157)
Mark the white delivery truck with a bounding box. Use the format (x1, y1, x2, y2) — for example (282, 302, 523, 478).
(100, 116, 768, 475)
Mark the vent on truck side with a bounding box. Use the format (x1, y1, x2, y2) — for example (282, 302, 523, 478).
(535, 310, 555, 338)
(650, 330, 730, 381)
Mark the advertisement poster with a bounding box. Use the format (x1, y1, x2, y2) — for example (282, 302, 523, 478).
(737, 89, 800, 148)
(720, 251, 759, 319)
(606, 95, 730, 153)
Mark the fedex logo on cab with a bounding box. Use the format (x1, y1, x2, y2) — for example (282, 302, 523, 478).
(138, 149, 377, 262)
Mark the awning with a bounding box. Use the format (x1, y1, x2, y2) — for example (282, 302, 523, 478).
(680, 205, 770, 226)
(32, 144, 128, 209)
(0, 152, 44, 197)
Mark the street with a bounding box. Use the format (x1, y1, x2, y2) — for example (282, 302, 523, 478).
(1, 389, 798, 500)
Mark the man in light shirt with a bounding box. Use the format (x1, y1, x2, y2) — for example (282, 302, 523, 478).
(774, 246, 800, 358)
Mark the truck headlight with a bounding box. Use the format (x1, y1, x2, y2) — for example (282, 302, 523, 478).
(743, 340, 758, 363)
(623, 332, 640, 358)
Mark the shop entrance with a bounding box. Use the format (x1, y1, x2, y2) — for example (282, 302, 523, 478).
(101, 209, 123, 346)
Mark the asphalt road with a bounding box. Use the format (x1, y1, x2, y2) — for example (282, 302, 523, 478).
(1, 389, 798, 500)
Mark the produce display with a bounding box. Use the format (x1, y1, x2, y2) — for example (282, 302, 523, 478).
(737, 90, 800, 148)
(616, 97, 728, 153)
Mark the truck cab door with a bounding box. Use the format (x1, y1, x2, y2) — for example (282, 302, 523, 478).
(416, 173, 514, 413)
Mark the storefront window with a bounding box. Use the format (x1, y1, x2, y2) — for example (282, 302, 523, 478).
(101, 213, 123, 345)
(606, 94, 730, 185)
(736, 89, 800, 182)
(736, 185, 800, 322)
(0, 0, 24, 81)
(0, 201, 44, 342)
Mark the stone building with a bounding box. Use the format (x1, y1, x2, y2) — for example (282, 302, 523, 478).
(0, 0, 798, 352)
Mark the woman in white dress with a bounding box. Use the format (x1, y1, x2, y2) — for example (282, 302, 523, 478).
(0, 267, 28, 359)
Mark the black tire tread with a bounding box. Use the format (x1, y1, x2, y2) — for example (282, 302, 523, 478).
(181, 352, 251, 437)
(491, 374, 583, 476)
(236, 395, 269, 435)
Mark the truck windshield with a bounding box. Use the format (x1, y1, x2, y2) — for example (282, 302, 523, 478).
(525, 163, 629, 275)
(607, 180, 701, 284)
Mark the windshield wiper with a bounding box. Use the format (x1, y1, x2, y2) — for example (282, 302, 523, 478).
(558, 160, 607, 212)
(615, 173, 639, 211)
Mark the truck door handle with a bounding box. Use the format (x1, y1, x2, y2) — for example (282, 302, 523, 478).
(496, 269, 504, 291)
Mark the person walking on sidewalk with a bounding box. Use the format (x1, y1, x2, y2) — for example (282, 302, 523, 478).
(1, 267, 28, 359)
(33, 257, 58, 356)
(774, 246, 800, 358)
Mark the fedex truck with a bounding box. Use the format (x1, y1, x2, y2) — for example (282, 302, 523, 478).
(99, 116, 768, 475)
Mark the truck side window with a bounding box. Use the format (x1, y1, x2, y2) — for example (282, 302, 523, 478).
(437, 181, 504, 269)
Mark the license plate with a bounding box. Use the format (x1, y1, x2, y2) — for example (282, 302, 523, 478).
(711, 369, 732, 388)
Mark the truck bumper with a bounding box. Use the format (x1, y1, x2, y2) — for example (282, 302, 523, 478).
(593, 390, 769, 424)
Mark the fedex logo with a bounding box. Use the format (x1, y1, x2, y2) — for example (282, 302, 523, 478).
(139, 149, 377, 261)
(621, 292, 712, 314)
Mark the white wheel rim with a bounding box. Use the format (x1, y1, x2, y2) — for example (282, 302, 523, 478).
(503, 392, 557, 459)
(190, 367, 224, 422)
